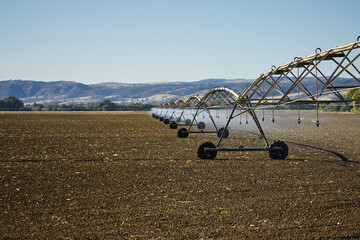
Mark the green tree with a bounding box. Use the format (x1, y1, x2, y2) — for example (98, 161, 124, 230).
(45, 103, 60, 111)
(0, 96, 25, 110)
(346, 88, 360, 113)
(32, 103, 44, 111)
(97, 100, 116, 111)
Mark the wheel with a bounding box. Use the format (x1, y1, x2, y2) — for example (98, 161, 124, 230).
(217, 127, 229, 138)
(177, 128, 189, 138)
(164, 119, 170, 124)
(185, 119, 191, 126)
(197, 142, 217, 159)
(152, 113, 155, 118)
(159, 117, 164, 121)
(197, 121, 206, 130)
(155, 115, 159, 119)
(170, 121, 178, 129)
(269, 141, 288, 160)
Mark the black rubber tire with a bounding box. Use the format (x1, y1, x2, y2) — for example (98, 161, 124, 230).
(164, 119, 170, 124)
(170, 122, 178, 129)
(155, 115, 159, 119)
(159, 117, 164, 121)
(177, 128, 189, 138)
(269, 141, 289, 160)
(185, 119, 191, 126)
(217, 127, 229, 138)
(152, 113, 155, 118)
(197, 142, 217, 159)
(197, 121, 206, 130)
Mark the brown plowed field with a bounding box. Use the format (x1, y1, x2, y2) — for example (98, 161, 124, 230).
(0, 111, 359, 239)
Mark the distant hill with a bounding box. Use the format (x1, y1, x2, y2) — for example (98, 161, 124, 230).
(0, 80, 96, 104)
(0, 77, 355, 105)
(0, 79, 253, 104)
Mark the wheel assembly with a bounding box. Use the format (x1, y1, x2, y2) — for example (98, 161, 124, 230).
(185, 119, 191, 126)
(177, 128, 189, 138)
(197, 121, 206, 130)
(159, 117, 164, 121)
(155, 115, 159, 119)
(197, 142, 217, 159)
(269, 141, 288, 160)
(170, 121, 178, 129)
(164, 119, 170, 124)
(217, 127, 229, 138)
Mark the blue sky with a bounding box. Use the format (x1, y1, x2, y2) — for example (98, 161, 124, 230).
(0, 0, 359, 84)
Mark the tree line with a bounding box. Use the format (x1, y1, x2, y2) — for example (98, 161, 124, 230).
(0, 97, 155, 111)
(0, 89, 359, 112)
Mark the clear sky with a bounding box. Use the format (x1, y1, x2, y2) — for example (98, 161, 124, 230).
(0, 0, 359, 84)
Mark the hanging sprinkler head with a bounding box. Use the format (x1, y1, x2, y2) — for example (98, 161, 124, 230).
(297, 118, 301, 124)
(272, 118, 275, 123)
(316, 120, 320, 127)
(262, 116, 264, 122)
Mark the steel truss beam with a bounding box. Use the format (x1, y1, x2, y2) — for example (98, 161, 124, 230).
(156, 39, 360, 160)
(173, 87, 240, 137)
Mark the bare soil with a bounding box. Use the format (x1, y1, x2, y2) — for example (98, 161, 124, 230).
(0, 111, 359, 239)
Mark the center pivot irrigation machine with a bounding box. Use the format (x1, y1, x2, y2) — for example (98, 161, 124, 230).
(153, 96, 206, 129)
(176, 87, 239, 139)
(152, 38, 360, 160)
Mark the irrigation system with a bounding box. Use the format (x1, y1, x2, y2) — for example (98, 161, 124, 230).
(152, 38, 360, 160)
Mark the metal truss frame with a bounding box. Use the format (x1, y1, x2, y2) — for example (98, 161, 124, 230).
(154, 39, 360, 160)
(177, 87, 240, 138)
(204, 40, 360, 159)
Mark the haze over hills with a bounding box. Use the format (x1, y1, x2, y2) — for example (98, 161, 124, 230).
(0, 79, 253, 105)
(0, 78, 355, 105)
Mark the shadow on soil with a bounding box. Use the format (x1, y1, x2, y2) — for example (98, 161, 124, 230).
(286, 141, 360, 165)
(241, 130, 358, 164)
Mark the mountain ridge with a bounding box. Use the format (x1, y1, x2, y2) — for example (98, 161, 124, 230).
(0, 77, 355, 105)
(0, 78, 251, 104)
